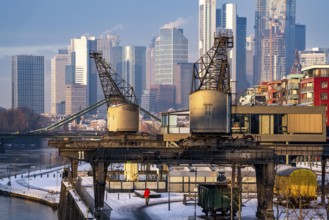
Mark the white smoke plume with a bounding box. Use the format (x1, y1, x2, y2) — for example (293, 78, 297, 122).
(162, 17, 192, 29)
(101, 24, 124, 37)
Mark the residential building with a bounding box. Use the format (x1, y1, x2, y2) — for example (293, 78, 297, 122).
(286, 74, 303, 105)
(267, 80, 282, 105)
(51, 50, 69, 115)
(301, 65, 329, 126)
(155, 27, 188, 85)
(12, 55, 44, 114)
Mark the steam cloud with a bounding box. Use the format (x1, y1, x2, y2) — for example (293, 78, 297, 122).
(162, 17, 192, 29)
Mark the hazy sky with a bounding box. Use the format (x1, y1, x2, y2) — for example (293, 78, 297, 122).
(0, 0, 328, 111)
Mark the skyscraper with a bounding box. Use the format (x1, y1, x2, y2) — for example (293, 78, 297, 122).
(146, 36, 156, 90)
(155, 27, 188, 85)
(51, 50, 69, 115)
(96, 34, 120, 118)
(12, 55, 44, 114)
(173, 63, 193, 110)
(221, 3, 249, 100)
(199, 0, 217, 58)
(111, 46, 146, 104)
(295, 24, 306, 51)
(69, 36, 98, 110)
(254, 0, 301, 84)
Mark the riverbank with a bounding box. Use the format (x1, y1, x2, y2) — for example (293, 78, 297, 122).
(0, 163, 91, 209)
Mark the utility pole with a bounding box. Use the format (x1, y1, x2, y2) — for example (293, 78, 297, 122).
(231, 164, 236, 220)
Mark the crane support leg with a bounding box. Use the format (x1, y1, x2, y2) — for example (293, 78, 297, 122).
(70, 159, 79, 181)
(92, 161, 109, 218)
(255, 163, 275, 220)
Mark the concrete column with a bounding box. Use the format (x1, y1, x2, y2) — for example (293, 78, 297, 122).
(255, 163, 275, 220)
(92, 161, 109, 218)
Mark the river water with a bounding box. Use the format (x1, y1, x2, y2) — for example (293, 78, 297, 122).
(0, 137, 66, 220)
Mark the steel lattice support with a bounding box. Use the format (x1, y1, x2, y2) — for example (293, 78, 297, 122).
(191, 30, 233, 93)
(90, 52, 137, 106)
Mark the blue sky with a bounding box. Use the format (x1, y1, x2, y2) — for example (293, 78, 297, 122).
(0, 0, 328, 111)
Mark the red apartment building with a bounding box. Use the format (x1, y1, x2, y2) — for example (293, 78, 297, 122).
(301, 65, 329, 126)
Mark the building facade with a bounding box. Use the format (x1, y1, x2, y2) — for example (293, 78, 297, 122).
(12, 55, 44, 114)
(300, 51, 326, 68)
(301, 65, 329, 126)
(65, 84, 87, 115)
(199, 0, 217, 59)
(254, 0, 302, 85)
(146, 36, 156, 90)
(51, 50, 69, 115)
(111, 46, 146, 104)
(155, 27, 188, 85)
(69, 36, 98, 111)
(150, 84, 176, 113)
(173, 63, 193, 110)
(220, 3, 249, 99)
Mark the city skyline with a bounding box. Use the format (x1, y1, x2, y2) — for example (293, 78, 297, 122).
(1, 0, 328, 111)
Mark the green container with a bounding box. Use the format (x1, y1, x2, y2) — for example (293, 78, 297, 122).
(198, 184, 238, 216)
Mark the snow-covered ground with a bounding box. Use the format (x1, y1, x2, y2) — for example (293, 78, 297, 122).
(0, 162, 328, 219)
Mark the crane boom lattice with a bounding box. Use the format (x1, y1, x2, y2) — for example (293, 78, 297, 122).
(90, 52, 137, 106)
(192, 30, 233, 93)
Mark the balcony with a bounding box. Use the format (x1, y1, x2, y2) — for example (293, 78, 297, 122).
(288, 94, 299, 100)
(300, 98, 314, 104)
(288, 84, 299, 90)
(301, 87, 314, 93)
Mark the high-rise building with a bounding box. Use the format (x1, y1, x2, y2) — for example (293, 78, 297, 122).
(155, 27, 188, 85)
(246, 35, 254, 86)
(69, 36, 98, 111)
(254, 0, 302, 84)
(146, 36, 156, 90)
(295, 24, 306, 51)
(150, 84, 176, 113)
(97, 34, 120, 64)
(51, 50, 70, 115)
(96, 34, 120, 118)
(216, 8, 221, 30)
(12, 55, 44, 114)
(65, 84, 87, 115)
(141, 90, 156, 113)
(111, 46, 146, 104)
(199, 0, 216, 58)
(221, 3, 249, 100)
(173, 63, 193, 110)
(300, 50, 326, 68)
